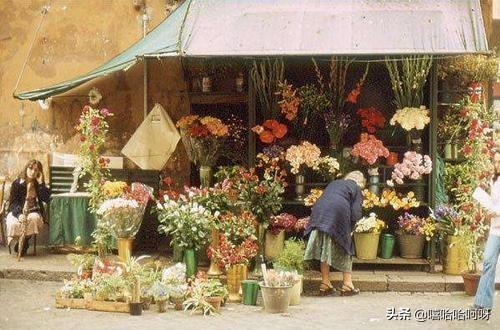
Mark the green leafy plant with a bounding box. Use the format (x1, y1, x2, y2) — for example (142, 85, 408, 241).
(183, 278, 222, 316)
(273, 239, 306, 274)
(67, 253, 96, 271)
(93, 273, 129, 302)
(60, 279, 94, 299)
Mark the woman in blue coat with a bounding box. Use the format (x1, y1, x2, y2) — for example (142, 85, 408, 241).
(304, 171, 365, 296)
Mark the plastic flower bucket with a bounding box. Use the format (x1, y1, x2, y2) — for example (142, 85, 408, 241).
(380, 234, 395, 259)
(354, 232, 380, 260)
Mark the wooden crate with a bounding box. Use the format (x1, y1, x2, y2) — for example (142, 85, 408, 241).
(87, 299, 130, 313)
(55, 293, 89, 310)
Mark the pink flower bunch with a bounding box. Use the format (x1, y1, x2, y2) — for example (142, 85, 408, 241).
(351, 133, 390, 166)
(391, 151, 432, 184)
(294, 217, 310, 232)
(268, 213, 298, 235)
(397, 213, 428, 236)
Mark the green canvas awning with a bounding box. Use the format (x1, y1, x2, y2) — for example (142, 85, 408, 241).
(15, 0, 489, 101)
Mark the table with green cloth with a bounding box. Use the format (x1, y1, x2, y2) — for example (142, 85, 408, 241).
(49, 192, 96, 246)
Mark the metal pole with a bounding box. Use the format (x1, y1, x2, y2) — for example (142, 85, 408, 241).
(142, 8, 149, 119)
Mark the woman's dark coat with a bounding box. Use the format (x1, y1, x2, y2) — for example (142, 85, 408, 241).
(7, 178, 50, 218)
(305, 179, 363, 255)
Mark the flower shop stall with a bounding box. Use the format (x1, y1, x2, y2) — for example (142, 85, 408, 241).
(13, 0, 496, 312)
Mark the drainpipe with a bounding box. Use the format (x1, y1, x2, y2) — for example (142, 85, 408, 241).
(142, 8, 149, 119)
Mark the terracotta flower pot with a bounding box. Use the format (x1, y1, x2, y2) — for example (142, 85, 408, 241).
(462, 273, 481, 296)
(206, 296, 223, 312)
(157, 299, 168, 313)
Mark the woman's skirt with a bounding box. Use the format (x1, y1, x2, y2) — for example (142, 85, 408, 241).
(6, 212, 44, 245)
(304, 229, 352, 272)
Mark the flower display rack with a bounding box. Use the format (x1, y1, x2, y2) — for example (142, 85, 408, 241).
(188, 92, 248, 105)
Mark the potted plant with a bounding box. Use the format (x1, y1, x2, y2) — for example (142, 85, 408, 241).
(183, 277, 224, 316)
(353, 213, 386, 260)
(207, 232, 258, 302)
(273, 238, 306, 306)
(93, 273, 129, 302)
(265, 213, 298, 260)
(57, 278, 94, 309)
(157, 196, 213, 277)
(176, 115, 230, 187)
(459, 223, 487, 296)
(433, 205, 468, 275)
(67, 253, 96, 280)
(396, 213, 435, 259)
(162, 263, 188, 310)
(259, 270, 300, 314)
(150, 280, 169, 313)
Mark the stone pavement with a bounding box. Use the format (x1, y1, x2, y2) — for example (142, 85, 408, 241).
(0, 279, 498, 330)
(1, 246, 500, 294)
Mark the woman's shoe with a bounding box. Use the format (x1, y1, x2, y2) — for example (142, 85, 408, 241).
(319, 283, 335, 296)
(338, 284, 360, 296)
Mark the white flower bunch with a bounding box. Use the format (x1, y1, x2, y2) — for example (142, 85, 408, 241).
(319, 156, 340, 175)
(285, 141, 322, 174)
(354, 212, 386, 234)
(97, 198, 140, 215)
(162, 263, 186, 284)
(390, 106, 430, 131)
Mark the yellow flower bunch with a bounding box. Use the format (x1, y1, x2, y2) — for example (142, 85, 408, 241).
(421, 219, 436, 241)
(363, 189, 420, 210)
(200, 116, 229, 137)
(102, 181, 128, 198)
(304, 188, 323, 207)
(362, 189, 381, 209)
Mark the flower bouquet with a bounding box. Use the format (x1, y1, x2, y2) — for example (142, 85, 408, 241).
(433, 204, 463, 236)
(217, 211, 257, 244)
(207, 234, 258, 270)
(268, 213, 298, 235)
(285, 141, 322, 175)
(391, 151, 432, 184)
(351, 133, 390, 166)
(177, 115, 229, 186)
(97, 183, 152, 239)
(357, 107, 386, 133)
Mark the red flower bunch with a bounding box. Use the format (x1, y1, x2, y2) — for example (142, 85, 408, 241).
(188, 124, 210, 138)
(357, 107, 385, 133)
(218, 211, 257, 244)
(351, 133, 390, 165)
(276, 81, 300, 121)
(252, 119, 288, 144)
(207, 234, 258, 270)
(268, 213, 298, 235)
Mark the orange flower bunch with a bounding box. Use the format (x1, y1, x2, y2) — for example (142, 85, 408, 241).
(251, 119, 288, 144)
(176, 115, 229, 138)
(276, 81, 300, 121)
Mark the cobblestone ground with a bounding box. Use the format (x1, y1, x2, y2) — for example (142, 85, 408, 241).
(0, 279, 498, 330)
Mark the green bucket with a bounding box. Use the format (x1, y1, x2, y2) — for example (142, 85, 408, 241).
(241, 280, 259, 305)
(380, 234, 395, 259)
(184, 249, 197, 278)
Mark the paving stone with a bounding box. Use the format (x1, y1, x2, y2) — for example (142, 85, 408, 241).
(387, 274, 445, 292)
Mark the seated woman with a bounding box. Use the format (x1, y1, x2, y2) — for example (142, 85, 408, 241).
(6, 159, 50, 256)
(304, 170, 366, 296)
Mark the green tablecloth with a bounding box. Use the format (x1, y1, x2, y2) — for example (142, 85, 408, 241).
(49, 193, 96, 246)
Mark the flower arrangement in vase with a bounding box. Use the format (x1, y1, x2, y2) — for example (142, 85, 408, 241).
(397, 213, 435, 240)
(176, 115, 229, 187)
(362, 189, 420, 211)
(389, 106, 430, 132)
(351, 133, 390, 167)
(354, 213, 386, 234)
(353, 212, 386, 260)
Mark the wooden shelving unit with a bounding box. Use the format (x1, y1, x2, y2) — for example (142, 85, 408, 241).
(188, 92, 248, 105)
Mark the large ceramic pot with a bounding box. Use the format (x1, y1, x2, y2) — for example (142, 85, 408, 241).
(354, 232, 380, 260)
(397, 232, 425, 259)
(264, 230, 285, 260)
(444, 235, 468, 275)
(259, 282, 292, 313)
(226, 263, 248, 302)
